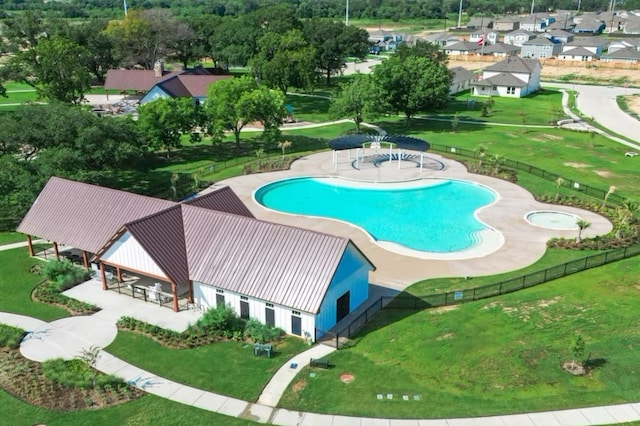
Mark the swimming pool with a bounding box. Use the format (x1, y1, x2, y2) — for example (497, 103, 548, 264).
(254, 177, 498, 253)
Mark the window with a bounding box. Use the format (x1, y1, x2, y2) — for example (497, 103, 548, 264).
(265, 306, 275, 327)
(492, 86, 497, 91)
(241, 296, 248, 300)
(292, 310, 301, 315)
(507, 87, 516, 94)
(582, 56, 589, 61)
(216, 289, 224, 294)
(240, 300, 250, 319)
(266, 303, 274, 308)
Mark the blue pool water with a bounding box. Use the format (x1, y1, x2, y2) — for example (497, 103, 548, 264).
(254, 177, 497, 253)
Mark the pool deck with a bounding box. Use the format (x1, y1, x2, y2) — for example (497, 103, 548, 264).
(205, 150, 613, 291)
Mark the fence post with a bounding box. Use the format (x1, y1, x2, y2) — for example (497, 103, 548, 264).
(472, 287, 476, 301)
(543, 269, 548, 281)
(444, 292, 448, 305)
(604, 251, 609, 263)
(336, 333, 339, 349)
(521, 276, 526, 289)
(624, 246, 628, 258)
(563, 263, 568, 276)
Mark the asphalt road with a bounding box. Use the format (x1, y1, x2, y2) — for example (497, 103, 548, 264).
(544, 82, 640, 143)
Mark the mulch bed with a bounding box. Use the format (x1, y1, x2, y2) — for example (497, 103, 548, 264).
(0, 347, 144, 410)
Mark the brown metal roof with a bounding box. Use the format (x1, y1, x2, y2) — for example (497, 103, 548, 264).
(104, 69, 174, 91)
(171, 75, 233, 98)
(182, 205, 351, 314)
(17, 177, 176, 253)
(123, 205, 189, 286)
(182, 186, 254, 218)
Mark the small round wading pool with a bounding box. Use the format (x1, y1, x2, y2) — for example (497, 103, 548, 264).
(525, 211, 580, 230)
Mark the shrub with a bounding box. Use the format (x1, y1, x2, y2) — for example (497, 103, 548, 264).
(43, 358, 124, 389)
(196, 304, 244, 334)
(0, 324, 25, 349)
(43, 259, 90, 291)
(244, 319, 283, 343)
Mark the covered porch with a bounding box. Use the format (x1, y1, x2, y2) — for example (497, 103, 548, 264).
(26, 236, 93, 269)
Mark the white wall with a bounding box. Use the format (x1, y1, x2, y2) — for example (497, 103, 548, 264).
(101, 231, 167, 278)
(193, 282, 316, 340)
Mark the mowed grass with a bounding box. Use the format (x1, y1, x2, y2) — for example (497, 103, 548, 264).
(375, 118, 640, 200)
(106, 331, 308, 401)
(286, 93, 331, 123)
(0, 231, 26, 245)
(0, 247, 68, 321)
(279, 256, 640, 418)
(0, 391, 256, 425)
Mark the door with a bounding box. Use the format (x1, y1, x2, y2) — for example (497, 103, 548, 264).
(265, 307, 275, 327)
(216, 293, 225, 308)
(240, 301, 250, 319)
(336, 291, 350, 323)
(291, 315, 302, 336)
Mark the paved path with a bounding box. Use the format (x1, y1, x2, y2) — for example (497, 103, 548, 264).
(4, 308, 640, 425)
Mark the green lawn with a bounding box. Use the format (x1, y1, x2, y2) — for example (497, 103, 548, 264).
(373, 118, 640, 200)
(0, 390, 256, 425)
(0, 231, 26, 245)
(286, 93, 331, 123)
(405, 248, 602, 296)
(279, 256, 640, 418)
(0, 247, 68, 321)
(106, 331, 308, 401)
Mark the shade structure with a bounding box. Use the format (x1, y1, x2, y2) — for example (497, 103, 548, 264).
(328, 134, 430, 151)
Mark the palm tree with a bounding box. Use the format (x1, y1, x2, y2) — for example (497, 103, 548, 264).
(601, 185, 616, 211)
(555, 177, 565, 201)
(576, 219, 591, 242)
(278, 140, 292, 160)
(475, 144, 487, 167)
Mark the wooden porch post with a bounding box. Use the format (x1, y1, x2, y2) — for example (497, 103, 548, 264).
(188, 280, 194, 303)
(53, 242, 59, 260)
(82, 251, 89, 269)
(100, 262, 107, 290)
(26, 235, 34, 257)
(170, 280, 179, 312)
(117, 267, 123, 283)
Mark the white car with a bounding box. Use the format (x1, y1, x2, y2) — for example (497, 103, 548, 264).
(625, 151, 639, 157)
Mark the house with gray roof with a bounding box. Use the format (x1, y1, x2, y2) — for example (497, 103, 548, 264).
(444, 41, 483, 55)
(471, 56, 542, 97)
(519, 15, 555, 32)
(449, 66, 476, 94)
(424, 32, 462, 47)
(18, 177, 375, 341)
(494, 16, 520, 31)
(601, 47, 640, 63)
(504, 30, 537, 47)
(469, 28, 499, 45)
(521, 36, 563, 58)
(572, 19, 605, 34)
(545, 29, 574, 44)
(562, 37, 608, 57)
(558, 46, 597, 61)
(466, 17, 493, 29)
(480, 43, 521, 57)
(607, 38, 640, 54)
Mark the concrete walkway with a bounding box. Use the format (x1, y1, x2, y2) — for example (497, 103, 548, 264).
(3, 309, 640, 425)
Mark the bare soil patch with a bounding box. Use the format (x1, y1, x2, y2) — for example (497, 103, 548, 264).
(562, 361, 586, 376)
(564, 162, 591, 168)
(624, 95, 640, 116)
(291, 379, 307, 393)
(436, 333, 454, 341)
(595, 170, 613, 178)
(430, 305, 459, 314)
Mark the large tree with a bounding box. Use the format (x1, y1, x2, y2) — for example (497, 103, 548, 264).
(304, 19, 370, 86)
(329, 73, 380, 133)
(204, 76, 259, 148)
(395, 39, 449, 64)
(371, 54, 452, 122)
(237, 85, 287, 145)
(137, 97, 198, 158)
(65, 20, 119, 84)
(250, 29, 316, 94)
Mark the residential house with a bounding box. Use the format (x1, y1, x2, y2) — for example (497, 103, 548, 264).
(607, 38, 640, 54)
(601, 47, 640, 63)
(599, 12, 630, 33)
(520, 15, 555, 32)
(466, 17, 493, 29)
(548, 13, 575, 31)
(424, 32, 462, 47)
(17, 177, 376, 341)
(504, 30, 537, 47)
(545, 29, 574, 44)
(469, 28, 499, 45)
(471, 56, 542, 97)
(104, 62, 232, 104)
(572, 19, 605, 34)
(494, 16, 520, 31)
(481, 43, 521, 57)
(563, 37, 608, 57)
(521, 37, 563, 58)
(623, 20, 640, 34)
(444, 41, 483, 55)
(449, 66, 476, 94)
(558, 46, 597, 61)
(367, 29, 403, 51)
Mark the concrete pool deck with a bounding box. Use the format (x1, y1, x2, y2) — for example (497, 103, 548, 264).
(206, 150, 612, 291)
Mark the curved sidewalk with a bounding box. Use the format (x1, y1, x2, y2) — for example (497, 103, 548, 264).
(3, 310, 640, 425)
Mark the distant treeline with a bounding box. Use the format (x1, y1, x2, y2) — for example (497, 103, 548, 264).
(0, 0, 624, 20)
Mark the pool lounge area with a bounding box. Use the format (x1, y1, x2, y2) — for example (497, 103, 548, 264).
(203, 150, 613, 291)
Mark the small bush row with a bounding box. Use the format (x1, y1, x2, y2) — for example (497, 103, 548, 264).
(43, 259, 91, 292)
(117, 304, 283, 349)
(0, 325, 25, 350)
(32, 280, 99, 316)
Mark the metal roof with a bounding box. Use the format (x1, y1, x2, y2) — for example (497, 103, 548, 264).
(328, 134, 430, 151)
(17, 177, 176, 253)
(104, 69, 175, 91)
(182, 186, 255, 218)
(183, 205, 359, 314)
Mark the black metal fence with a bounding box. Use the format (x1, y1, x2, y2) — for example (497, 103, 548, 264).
(316, 244, 640, 348)
(429, 143, 627, 207)
(386, 244, 640, 310)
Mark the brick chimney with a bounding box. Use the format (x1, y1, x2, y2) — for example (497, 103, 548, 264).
(153, 61, 164, 78)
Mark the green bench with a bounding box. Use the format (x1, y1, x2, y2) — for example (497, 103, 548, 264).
(310, 358, 329, 369)
(253, 343, 272, 358)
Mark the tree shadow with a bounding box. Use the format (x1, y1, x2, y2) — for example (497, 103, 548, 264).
(584, 356, 607, 372)
(372, 117, 488, 136)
